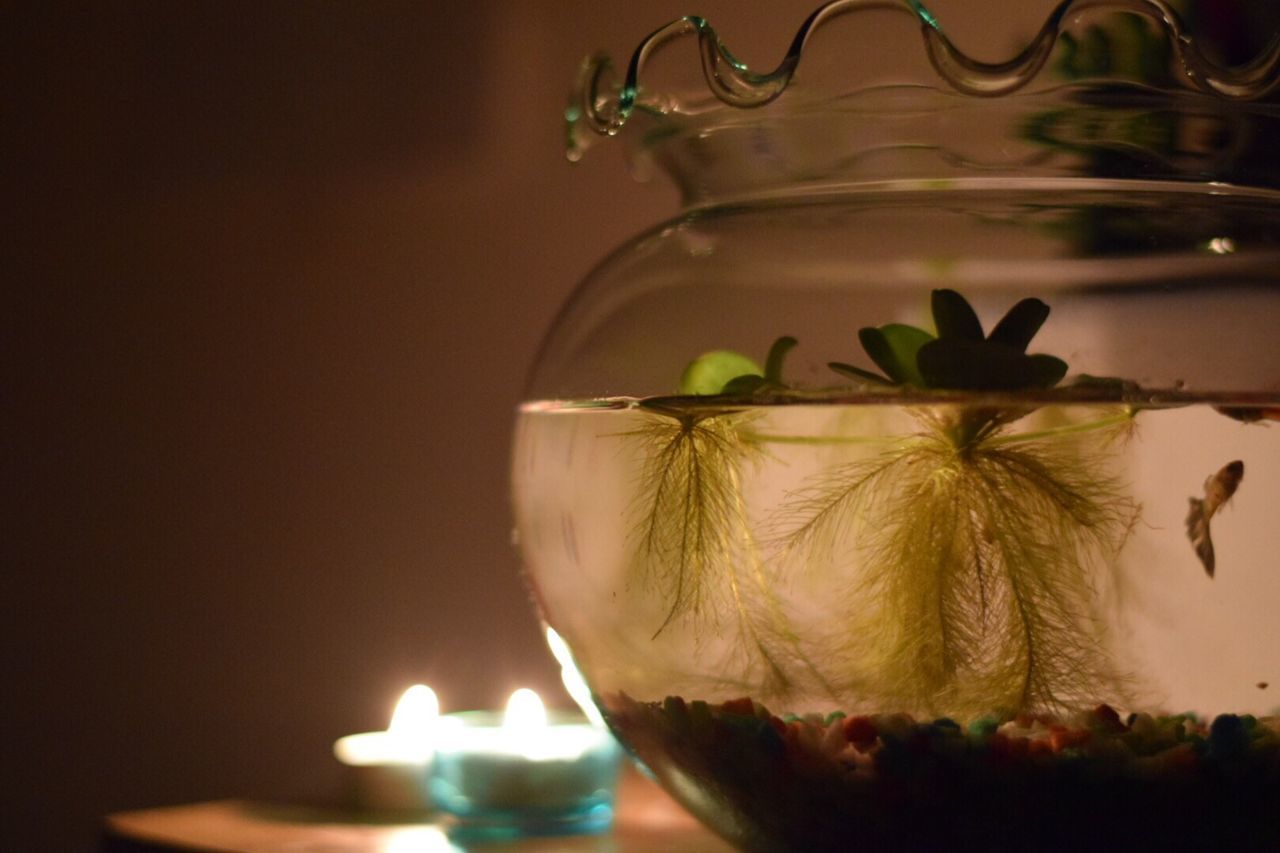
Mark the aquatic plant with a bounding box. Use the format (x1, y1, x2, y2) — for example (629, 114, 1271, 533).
(786, 290, 1138, 715)
(625, 338, 829, 697)
(624, 291, 1140, 715)
(627, 406, 762, 637)
(782, 429, 1136, 716)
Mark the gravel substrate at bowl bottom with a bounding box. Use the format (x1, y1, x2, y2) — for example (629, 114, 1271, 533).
(604, 694, 1280, 852)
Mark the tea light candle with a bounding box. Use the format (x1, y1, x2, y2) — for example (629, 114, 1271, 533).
(333, 684, 440, 813)
(430, 688, 622, 839)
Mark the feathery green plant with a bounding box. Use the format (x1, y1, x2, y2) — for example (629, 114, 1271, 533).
(781, 429, 1136, 717)
(627, 408, 761, 636)
(623, 291, 1140, 717)
(782, 289, 1138, 715)
(625, 337, 829, 698)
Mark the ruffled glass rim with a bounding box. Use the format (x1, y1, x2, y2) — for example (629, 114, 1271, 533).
(566, 0, 1280, 161)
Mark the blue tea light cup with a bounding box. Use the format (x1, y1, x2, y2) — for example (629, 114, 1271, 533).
(430, 702, 623, 841)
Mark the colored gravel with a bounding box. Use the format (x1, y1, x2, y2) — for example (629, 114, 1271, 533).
(604, 694, 1280, 852)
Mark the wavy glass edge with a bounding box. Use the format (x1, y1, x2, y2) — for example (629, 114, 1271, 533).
(566, 0, 1280, 161)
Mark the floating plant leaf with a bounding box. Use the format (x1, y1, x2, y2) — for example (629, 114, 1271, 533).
(834, 290, 1069, 400)
(918, 292, 1064, 392)
(828, 361, 893, 386)
(917, 338, 1022, 390)
(679, 336, 798, 396)
(679, 350, 762, 395)
(720, 374, 768, 395)
(987, 297, 1051, 352)
(857, 324, 933, 386)
(762, 335, 798, 385)
(931, 288, 984, 341)
(1027, 353, 1070, 388)
(917, 338, 1067, 390)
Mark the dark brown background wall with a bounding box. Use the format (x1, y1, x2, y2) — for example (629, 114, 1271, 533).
(2, 1, 1092, 848)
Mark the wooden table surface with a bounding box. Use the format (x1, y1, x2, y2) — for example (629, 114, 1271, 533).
(102, 768, 734, 852)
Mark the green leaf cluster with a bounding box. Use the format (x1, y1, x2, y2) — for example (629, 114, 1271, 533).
(679, 336, 798, 396)
(830, 289, 1068, 392)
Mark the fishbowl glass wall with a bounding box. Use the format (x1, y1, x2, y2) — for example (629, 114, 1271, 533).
(517, 2, 1280, 848)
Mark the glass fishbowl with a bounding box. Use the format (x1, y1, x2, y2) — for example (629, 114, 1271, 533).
(513, 1, 1280, 849)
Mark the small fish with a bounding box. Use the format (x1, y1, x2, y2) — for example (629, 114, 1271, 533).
(1215, 406, 1280, 424)
(1185, 460, 1244, 578)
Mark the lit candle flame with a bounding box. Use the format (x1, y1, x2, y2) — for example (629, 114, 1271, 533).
(503, 688, 547, 734)
(332, 684, 441, 766)
(502, 688, 555, 760)
(389, 684, 440, 738)
(388, 684, 440, 761)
